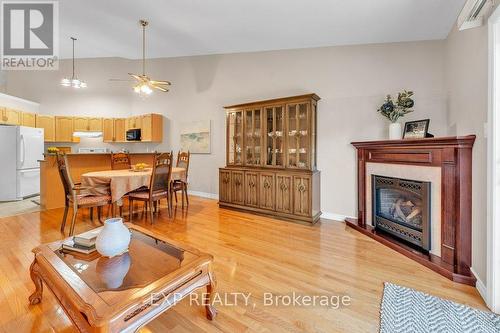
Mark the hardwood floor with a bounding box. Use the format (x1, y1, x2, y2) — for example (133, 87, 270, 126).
(0, 196, 486, 332)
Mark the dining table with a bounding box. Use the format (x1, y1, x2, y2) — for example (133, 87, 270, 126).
(81, 167, 187, 204)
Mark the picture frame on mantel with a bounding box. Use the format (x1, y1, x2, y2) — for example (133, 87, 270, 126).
(402, 119, 430, 139)
(180, 120, 211, 154)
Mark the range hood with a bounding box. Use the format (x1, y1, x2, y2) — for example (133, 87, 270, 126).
(73, 131, 103, 138)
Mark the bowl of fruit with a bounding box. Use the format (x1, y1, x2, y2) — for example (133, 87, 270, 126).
(131, 163, 149, 172)
(47, 147, 59, 155)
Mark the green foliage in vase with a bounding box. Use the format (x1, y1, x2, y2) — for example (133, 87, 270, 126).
(377, 90, 414, 123)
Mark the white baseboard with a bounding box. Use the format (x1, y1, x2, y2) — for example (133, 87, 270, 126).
(187, 190, 218, 200)
(320, 211, 356, 222)
(182, 197, 353, 223)
(471, 267, 489, 306)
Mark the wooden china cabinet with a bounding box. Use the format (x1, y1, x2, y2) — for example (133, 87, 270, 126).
(220, 94, 321, 223)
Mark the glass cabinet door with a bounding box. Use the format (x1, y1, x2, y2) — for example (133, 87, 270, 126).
(228, 111, 243, 165)
(264, 106, 285, 167)
(286, 103, 309, 169)
(244, 109, 262, 166)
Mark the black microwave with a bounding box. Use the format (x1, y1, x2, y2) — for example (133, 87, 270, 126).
(126, 128, 141, 141)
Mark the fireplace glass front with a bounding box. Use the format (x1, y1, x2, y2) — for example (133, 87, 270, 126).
(372, 175, 431, 251)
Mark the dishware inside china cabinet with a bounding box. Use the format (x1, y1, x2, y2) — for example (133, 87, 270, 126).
(287, 103, 309, 169)
(265, 105, 285, 167)
(228, 111, 243, 165)
(244, 108, 262, 166)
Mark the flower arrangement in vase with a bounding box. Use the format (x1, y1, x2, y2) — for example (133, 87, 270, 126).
(377, 90, 414, 139)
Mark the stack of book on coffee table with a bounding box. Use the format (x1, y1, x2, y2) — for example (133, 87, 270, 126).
(61, 227, 102, 254)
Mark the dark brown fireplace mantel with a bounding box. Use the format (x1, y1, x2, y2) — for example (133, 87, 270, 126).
(346, 135, 476, 285)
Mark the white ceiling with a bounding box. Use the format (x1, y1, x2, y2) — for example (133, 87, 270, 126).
(59, 0, 466, 59)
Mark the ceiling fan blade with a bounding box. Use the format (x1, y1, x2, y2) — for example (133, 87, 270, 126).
(128, 73, 144, 82)
(150, 80, 171, 85)
(151, 84, 169, 92)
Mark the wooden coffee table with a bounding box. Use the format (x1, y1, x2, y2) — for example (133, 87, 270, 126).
(28, 224, 217, 332)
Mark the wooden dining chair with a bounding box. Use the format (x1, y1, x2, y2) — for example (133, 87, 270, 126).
(171, 151, 190, 207)
(129, 152, 173, 222)
(56, 153, 112, 236)
(111, 152, 131, 170)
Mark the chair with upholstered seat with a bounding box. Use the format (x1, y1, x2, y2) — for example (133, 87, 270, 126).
(171, 151, 190, 207)
(56, 153, 113, 236)
(111, 152, 131, 170)
(129, 152, 173, 222)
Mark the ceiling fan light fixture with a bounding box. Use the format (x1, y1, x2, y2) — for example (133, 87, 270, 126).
(133, 82, 152, 96)
(61, 37, 87, 89)
(128, 19, 171, 96)
(140, 84, 152, 94)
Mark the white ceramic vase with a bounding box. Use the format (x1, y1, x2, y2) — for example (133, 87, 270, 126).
(95, 218, 131, 258)
(389, 122, 402, 140)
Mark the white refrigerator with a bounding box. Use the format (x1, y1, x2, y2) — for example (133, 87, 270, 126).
(0, 126, 44, 201)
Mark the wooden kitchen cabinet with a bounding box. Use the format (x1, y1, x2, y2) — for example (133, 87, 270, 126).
(55, 116, 77, 142)
(74, 117, 103, 132)
(0, 108, 21, 125)
(219, 169, 232, 203)
(127, 116, 142, 130)
(103, 118, 126, 142)
(114, 118, 126, 142)
(220, 94, 321, 224)
(88, 118, 102, 131)
(103, 118, 114, 142)
(73, 117, 89, 132)
(22, 112, 37, 127)
(141, 114, 163, 142)
(36, 115, 56, 142)
(231, 171, 245, 205)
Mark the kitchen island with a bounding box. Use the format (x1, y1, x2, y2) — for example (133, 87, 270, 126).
(40, 153, 156, 210)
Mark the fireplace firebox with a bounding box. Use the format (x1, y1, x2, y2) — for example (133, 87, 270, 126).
(372, 175, 431, 251)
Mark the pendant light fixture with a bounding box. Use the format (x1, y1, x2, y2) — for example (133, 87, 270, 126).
(129, 20, 171, 95)
(61, 37, 87, 89)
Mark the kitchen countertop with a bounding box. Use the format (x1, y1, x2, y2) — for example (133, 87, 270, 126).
(39, 152, 158, 162)
(44, 152, 158, 156)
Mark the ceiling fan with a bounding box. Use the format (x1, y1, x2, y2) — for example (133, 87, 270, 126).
(111, 19, 171, 95)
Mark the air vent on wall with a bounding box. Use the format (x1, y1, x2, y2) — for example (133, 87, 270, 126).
(457, 0, 493, 30)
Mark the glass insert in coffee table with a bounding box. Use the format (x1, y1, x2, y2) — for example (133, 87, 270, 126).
(54, 229, 198, 293)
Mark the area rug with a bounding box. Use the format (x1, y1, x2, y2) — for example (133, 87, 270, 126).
(380, 282, 500, 333)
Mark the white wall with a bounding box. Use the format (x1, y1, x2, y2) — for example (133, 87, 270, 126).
(445, 24, 490, 288)
(5, 41, 449, 219)
(0, 92, 39, 113)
